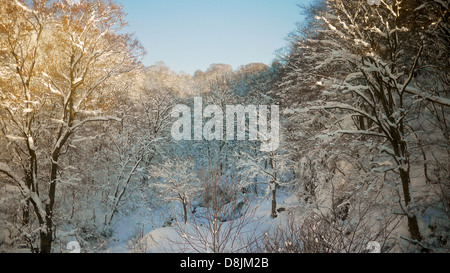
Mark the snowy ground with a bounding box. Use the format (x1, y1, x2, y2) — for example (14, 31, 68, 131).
(105, 191, 298, 253)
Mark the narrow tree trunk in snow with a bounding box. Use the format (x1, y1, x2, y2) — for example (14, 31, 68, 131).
(39, 229, 53, 253)
(271, 182, 277, 218)
(399, 168, 422, 242)
(183, 202, 188, 224)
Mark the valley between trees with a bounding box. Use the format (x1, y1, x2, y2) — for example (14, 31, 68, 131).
(0, 0, 448, 253)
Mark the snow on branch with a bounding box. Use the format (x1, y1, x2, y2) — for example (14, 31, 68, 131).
(332, 130, 387, 139)
(0, 163, 47, 222)
(404, 86, 450, 107)
(70, 116, 122, 131)
(315, 103, 379, 124)
(0, 163, 23, 186)
(13, 0, 36, 14)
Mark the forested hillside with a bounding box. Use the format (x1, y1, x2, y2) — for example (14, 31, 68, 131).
(0, 0, 448, 253)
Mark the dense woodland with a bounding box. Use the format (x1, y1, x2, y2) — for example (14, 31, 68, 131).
(0, 0, 449, 253)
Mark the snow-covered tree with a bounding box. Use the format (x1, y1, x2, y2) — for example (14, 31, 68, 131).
(239, 148, 292, 218)
(279, 0, 449, 249)
(150, 158, 200, 224)
(0, 0, 143, 252)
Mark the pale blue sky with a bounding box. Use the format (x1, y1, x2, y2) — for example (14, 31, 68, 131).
(120, 0, 311, 74)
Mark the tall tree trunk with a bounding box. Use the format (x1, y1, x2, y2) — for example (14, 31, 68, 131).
(394, 136, 423, 242)
(39, 227, 53, 253)
(399, 168, 422, 242)
(271, 182, 277, 218)
(22, 200, 30, 226)
(183, 202, 188, 224)
(22, 171, 32, 225)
